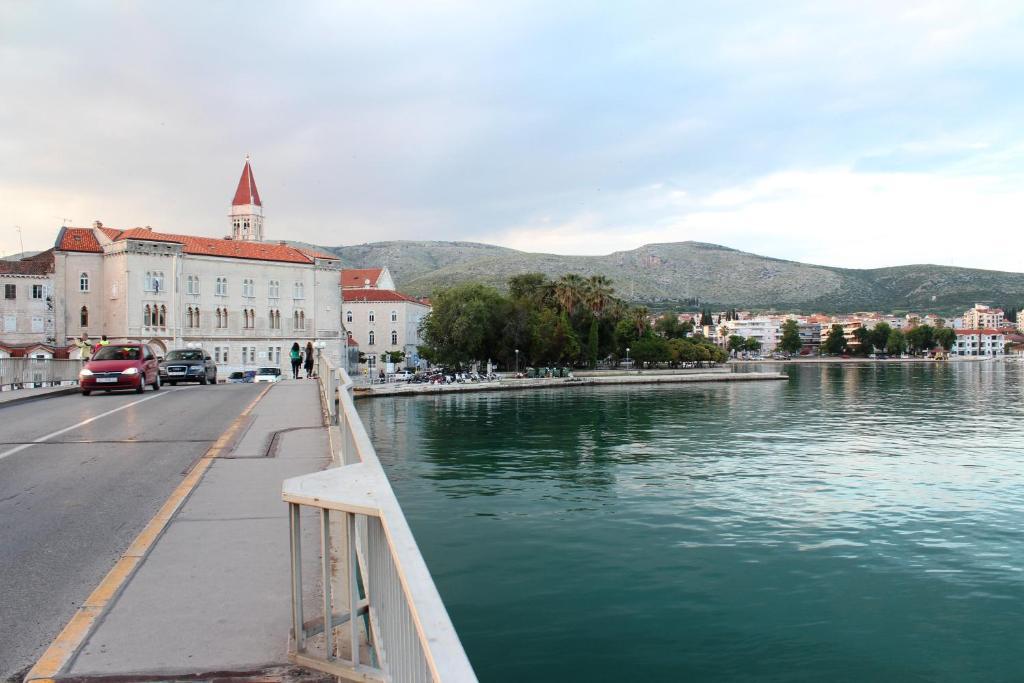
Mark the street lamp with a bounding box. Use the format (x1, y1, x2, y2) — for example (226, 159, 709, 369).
(515, 348, 519, 376)
(626, 347, 630, 366)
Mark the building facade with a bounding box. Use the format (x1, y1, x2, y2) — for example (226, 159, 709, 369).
(953, 329, 1005, 357)
(50, 160, 345, 374)
(963, 304, 1004, 330)
(0, 251, 56, 354)
(342, 277, 430, 372)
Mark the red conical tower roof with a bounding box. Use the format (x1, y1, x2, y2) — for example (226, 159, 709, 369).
(232, 157, 262, 207)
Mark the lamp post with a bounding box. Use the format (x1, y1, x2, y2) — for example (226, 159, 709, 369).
(626, 347, 630, 367)
(515, 348, 519, 377)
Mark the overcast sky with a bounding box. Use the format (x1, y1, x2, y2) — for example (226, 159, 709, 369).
(3, 1, 1024, 270)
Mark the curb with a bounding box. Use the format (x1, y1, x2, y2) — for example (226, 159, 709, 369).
(0, 386, 80, 409)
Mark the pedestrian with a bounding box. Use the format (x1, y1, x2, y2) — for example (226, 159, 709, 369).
(75, 333, 92, 361)
(304, 341, 315, 379)
(289, 342, 302, 379)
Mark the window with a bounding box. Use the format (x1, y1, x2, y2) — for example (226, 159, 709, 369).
(186, 275, 200, 295)
(158, 305, 167, 327)
(268, 280, 280, 299)
(299, 311, 305, 330)
(32, 284, 44, 299)
(368, 330, 375, 346)
(346, 310, 352, 323)
(368, 310, 375, 323)
(216, 277, 227, 296)
(3, 284, 14, 299)
(216, 308, 228, 329)
(144, 305, 152, 327)
(243, 309, 255, 329)
(249, 347, 255, 363)
(80, 306, 89, 327)
(293, 281, 304, 299)
(391, 330, 398, 345)
(221, 347, 229, 363)
(144, 271, 165, 293)
(32, 316, 44, 333)
(391, 310, 398, 323)
(243, 278, 255, 298)
(80, 272, 89, 292)
(3, 315, 14, 332)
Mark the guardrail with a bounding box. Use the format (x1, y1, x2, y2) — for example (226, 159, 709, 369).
(284, 357, 476, 682)
(0, 358, 84, 391)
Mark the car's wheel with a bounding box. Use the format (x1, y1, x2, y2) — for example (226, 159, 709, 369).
(169, 380, 177, 386)
(199, 373, 208, 385)
(81, 390, 91, 396)
(136, 377, 145, 393)
(210, 372, 216, 384)
(152, 374, 160, 391)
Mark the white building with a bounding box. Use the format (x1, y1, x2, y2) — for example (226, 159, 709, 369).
(0, 251, 56, 355)
(963, 304, 1004, 330)
(953, 329, 1005, 357)
(723, 317, 781, 352)
(50, 159, 345, 374)
(342, 271, 430, 372)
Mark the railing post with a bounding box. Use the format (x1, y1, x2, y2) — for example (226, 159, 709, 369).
(321, 508, 334, 660)
(289, 502, 305, 653)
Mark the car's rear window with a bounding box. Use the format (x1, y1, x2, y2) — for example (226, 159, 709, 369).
(257, 368, 281, 375)
(166, 350, 204, 361)
(93, 346, 141, 361)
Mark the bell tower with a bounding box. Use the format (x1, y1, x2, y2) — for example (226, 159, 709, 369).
(229, 155, 264, 241)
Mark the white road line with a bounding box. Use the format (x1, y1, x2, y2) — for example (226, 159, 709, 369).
(0, 390, 172, 462)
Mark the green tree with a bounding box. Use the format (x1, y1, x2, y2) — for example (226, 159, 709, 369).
(905, 324, 936, 354)
(630, 336, 669, 366)
(853, 327, 872, 355)
(418, 283, 506, 366)
(743, 337, 762, 353)
(886, 329, 907, 355)
(822, 324, 847, 355)
(508, 273, 549, 303)
(728, 335, 746, 354)
(586, 317, 599, 368)
(870, 322, 892, 355)
(933, 326, 956, 351)
(552, 273, 587, 314)
(655, 312, 684, 339)
(777, 319, 802, 354)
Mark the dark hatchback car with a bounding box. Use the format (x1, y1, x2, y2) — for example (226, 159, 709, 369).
(159, 348, 217, 385)
(80, 343, 160, 395)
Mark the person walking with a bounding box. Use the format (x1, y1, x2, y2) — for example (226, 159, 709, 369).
(304, 341, 315, 379)
(289, 342, 302, 379)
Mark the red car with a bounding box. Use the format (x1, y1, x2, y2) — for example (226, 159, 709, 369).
(80, 343, 161, 395)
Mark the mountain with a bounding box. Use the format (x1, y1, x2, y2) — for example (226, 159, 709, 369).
(317, 240, 1024, 314)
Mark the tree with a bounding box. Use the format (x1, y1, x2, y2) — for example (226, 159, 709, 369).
(630, 336, 669, 366)
(418, 283, 506, 366)
(508, 273, 549, 303)
(777, 319, 802, 354)
(822, 324, 847, 355)
(552, 274, 587, 314)
(583, 275, 615, 316)
(852, 327, 872, 355)
(728, 335, 746, 354)
(743, 337, 762, 353)
(886, 329, 907, 356)
(586, 317, 599, 368)
(628, 306, 651, 338)
(934, 326, 956, 351)
(905, 324, 936, 354)
(654, 312, 681, 339)
(870, 322, 892, 355)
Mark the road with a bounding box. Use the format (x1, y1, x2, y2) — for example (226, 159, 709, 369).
(0, 383, 264, 682)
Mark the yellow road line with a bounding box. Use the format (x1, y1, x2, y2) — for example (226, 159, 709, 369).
(24, 384, 272, 682)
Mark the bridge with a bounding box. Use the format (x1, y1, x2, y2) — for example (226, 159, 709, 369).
(0, 358, 475, 682)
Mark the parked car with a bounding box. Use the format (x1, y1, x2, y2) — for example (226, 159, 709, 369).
(158, 348, 217, 385)
(253, 367, 282, 383)
(227, 371, 247, 384)
(392, 370, 415, 382)
(80, 343, 161, 395)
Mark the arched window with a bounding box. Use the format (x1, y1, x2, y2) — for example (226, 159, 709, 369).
(299, 311, 305, 330)
(158, 305, 166, 327)
(293, 310, 300, 329)
(80, 306, 89, 327)
(346, 310, 352, 323)
(391, 330, 398, 345)
(216, 308, 223, 328)
(391, 310, 397, 322)
(80, 272, 89, 292)
(144, 305, 152, 327)
(368, 310, 375, 323)
(368, 331, 375, 346)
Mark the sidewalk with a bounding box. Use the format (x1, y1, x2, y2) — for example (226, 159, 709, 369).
(0, 384, 79, 407)
(45, 380, 335, 682)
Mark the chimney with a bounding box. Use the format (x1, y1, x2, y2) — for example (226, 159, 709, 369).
(92, 220, 103, 229)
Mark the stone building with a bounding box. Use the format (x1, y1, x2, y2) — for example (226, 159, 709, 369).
(0, 250, 58, 357)
(342, 272, 430, 373)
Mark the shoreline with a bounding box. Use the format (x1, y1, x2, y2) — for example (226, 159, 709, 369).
(734, 356, 1008, 364)
(354, 371, 787, 399)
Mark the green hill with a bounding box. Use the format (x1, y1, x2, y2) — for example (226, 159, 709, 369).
(316, 240, 1024, 314)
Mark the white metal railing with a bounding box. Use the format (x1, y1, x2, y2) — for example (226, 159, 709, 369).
(283, 358, 476, 682)
(0, 358, 84, 391)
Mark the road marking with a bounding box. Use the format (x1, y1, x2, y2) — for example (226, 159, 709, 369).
(23, 384, 272, 683)
(0, 391, 171, 462)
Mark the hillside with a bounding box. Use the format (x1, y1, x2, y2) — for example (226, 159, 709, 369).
(319, 240, 1024, 314)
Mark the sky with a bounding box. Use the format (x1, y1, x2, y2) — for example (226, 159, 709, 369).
(2, 1, 1024, 271)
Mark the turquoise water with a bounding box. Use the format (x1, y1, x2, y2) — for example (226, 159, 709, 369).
(358, 363, 1024, 682)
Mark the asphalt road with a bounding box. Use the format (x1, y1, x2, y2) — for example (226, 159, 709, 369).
(0, 382, 264, 682)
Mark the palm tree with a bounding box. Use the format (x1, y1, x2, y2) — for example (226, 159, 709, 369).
(553, 274, 586, 314)
(629, 306, 650, 337)
(584, 275, 615, 316)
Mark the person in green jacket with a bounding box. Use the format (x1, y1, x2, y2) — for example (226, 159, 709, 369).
(289, 342, 301, 379)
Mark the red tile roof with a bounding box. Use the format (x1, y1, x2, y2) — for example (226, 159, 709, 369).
(0, 249, 54, 275)
(56, 228, 103, 253)
(57, 226, 338, 265)
(956, 329, 1003, 335)
(232, 159, 262, 207)
(341, 268, 384, 288)
(343, 289, 427, 304)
